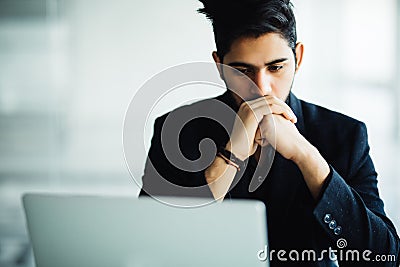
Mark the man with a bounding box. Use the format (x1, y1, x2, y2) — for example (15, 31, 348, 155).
(140, 0, 400, 265)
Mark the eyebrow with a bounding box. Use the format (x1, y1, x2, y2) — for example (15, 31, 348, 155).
(227, 58, 288, 68)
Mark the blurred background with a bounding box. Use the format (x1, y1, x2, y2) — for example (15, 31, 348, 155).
(0, 0, 399, 266)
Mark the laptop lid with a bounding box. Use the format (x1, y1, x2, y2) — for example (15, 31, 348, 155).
(23, 193, 269, 267)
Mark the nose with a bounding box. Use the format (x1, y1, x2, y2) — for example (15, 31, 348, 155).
(251, 70, 272, 96)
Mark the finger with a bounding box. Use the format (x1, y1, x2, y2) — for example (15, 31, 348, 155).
(247, 96, 297, 123)
(267, 96, 297, 122)
(255, 137, 269, 147)
(268, 103, 296, 123)
(263, 96, 297, 122)
(249, 95, 288, 110)
(254, 128, 269, 147)
(249, 101, 297, 123)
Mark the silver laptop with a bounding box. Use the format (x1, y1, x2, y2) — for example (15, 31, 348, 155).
(23, 193, 269, 267)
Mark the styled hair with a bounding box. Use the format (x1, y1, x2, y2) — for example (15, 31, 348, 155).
(198, 0, 297, 60)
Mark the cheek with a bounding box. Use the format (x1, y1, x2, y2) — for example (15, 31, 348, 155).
(272, 72, 295, 98)
(225, 76, 254, 99)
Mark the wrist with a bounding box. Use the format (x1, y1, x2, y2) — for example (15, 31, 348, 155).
(290, 137, 315, 165)
(205, 156, 231, 184)
(225, 141, 248, 161)
(292, 140, 330, 199)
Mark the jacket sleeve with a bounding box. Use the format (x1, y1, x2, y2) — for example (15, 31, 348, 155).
(313, 122, 400, 266)
(139, 115, 213, 198)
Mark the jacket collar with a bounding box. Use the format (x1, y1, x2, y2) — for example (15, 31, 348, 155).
(288, 92, 306, 136)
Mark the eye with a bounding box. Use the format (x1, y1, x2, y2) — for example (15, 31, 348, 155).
(234, 67, 254, 76)
(267, 65, 284, 73)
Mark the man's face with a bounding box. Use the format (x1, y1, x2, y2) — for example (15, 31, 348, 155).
(213, 33, 302, 106)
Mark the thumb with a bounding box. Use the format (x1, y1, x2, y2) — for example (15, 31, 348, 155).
(255, 127, 269, 147)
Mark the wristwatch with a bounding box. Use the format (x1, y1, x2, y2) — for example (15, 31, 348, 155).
(217, 146, 246, 171)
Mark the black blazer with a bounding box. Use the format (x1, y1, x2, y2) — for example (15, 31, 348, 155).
(140, 91, 400, 266)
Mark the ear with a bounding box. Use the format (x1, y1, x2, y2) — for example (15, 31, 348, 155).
(212, 51, 224, 79)
(294, 42, 304, 73)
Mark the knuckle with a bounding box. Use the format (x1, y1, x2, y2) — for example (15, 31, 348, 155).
(240, 101, 250, 110)
(239, 101, 247, 108)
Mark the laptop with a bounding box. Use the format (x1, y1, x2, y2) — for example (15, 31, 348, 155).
(23, 193, 269, 267)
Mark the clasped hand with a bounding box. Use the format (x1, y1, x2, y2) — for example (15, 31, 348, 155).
(227, 95, 305, 161)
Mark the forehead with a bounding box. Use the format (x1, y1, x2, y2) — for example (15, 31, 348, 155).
(223, 33, 293, 65)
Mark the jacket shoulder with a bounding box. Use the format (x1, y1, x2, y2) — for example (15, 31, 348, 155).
(300, 99, 365, 131)
(154, 93, 235, 131)
(299, 100, 370, 177)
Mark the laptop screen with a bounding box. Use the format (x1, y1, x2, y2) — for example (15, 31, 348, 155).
(23, 194, 269, 267)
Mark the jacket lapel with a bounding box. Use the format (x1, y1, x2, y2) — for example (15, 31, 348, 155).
(289, 92, 306, 136)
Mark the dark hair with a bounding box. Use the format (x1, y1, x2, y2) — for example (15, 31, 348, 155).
(198, 0, 297, 61)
